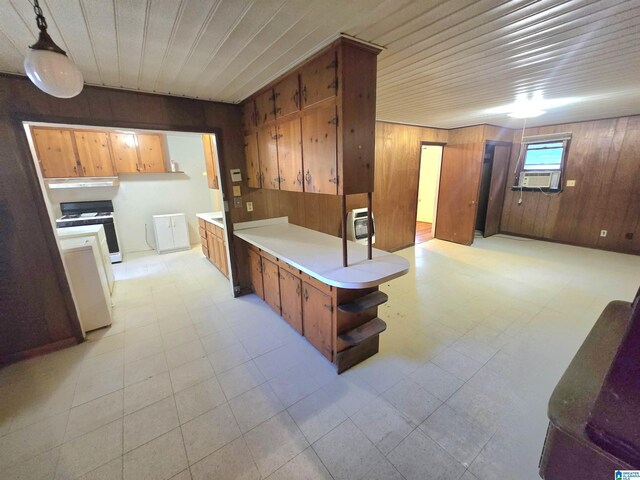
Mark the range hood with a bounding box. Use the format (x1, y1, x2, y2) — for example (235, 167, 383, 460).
(46, 177, 119, 189)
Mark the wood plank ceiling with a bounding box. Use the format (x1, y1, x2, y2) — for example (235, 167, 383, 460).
(0, 0, 638, 128)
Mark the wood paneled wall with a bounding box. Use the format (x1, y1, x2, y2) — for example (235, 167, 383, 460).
(501, 115, 640, 255)
(0, 74, 244, 364)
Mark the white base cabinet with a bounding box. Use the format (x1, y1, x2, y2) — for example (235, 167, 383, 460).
(153, 213, 190, 253)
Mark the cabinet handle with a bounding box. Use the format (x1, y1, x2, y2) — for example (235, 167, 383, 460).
(73, 165, 77, 174)
(293, 90, 300, 108)
(328, 116, 338, 126)
(297, 171, 302, 185)
(275, 176, 284, 184)
(305, 170, 311, 185)
(258, 260, 263, 274)
(276, 107, 282, 115)
(303, 288, 309, 301)
(328, 79, 338, 91)
(296, 284, 300, 296)
(302, 85, 307, 104)
(255, 170, 260, 185)
(81, 165, 86, 174)
(260, 172, 265, 185)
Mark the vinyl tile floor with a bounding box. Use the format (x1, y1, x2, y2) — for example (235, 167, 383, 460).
(1, 236, 639, 480)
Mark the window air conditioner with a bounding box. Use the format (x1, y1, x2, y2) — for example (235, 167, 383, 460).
(519, 171, 560, 189)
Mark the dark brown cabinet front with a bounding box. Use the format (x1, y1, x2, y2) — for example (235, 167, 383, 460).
(300, 50, 337, 109)
(262, 258, 281, 315)
(248, 249, 264, 300)
(255, 89, 276, 126)
(257, 126, 279, 190)
(274, 74, 300, 118)
(301, 104, 338, 194)
(277, 118, 304, 192)
(302, 282, 333, 361)
(244, 133, 261, 188)
(280, 269, 303, 334)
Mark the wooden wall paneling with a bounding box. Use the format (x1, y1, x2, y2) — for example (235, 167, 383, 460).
(137, 133, 167, 173)
(276, 118, 303, 192)
(484, 143, 511, 237)
(338, 41, 378, 195)
(73, 130, 115, 177)
(301, 103, 338, 194)
(257, 126, 279, 190)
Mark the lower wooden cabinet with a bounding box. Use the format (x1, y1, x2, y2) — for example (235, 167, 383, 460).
(280, 269, 303, 334)
(302, 282, 333, 361)
(248, 249, 264, 299)
(199, 218, 229, 278)
(262, 258, 281, 314)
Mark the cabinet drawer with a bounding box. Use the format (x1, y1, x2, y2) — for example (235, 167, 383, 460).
(199, 227, 207, 238)
(261, 251, 279, 265)
(302, 272, 333, 295)
(279, 261, 301, 277)
(247, 243, 260, 254)
(198, 218, 205, 228)
(214, 225, 223, 238)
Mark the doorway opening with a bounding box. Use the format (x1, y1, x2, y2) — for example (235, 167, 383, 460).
(475, 142, 512, 238)
(415, 144, 444, 244)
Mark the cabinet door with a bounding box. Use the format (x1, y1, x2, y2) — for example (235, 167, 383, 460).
(171, 214, 190, 250)
(262, 258, 281, 315)
(207, 231, 218, 265)
(73, 131, 115, 177)
(255, 89, 276, 126)
(31, 127, 79, 178)
(277, 119, 303, 192)
(257, 126, 279, 190)
(280, 269, 303, 334)
(138, 134, 166, 173)
(248, 249, 264, 300)
(155, 216, 174, 252)
(300, 50, 338, 109)
(202, 134, 219, 189)
(274, 74, 300, 118)
(301, 104, 338, 194)
(245, 133, 261, 188)
(302, 282, 333, 360)
(109, 133, 140, 173)
(242, 100, 257, 134)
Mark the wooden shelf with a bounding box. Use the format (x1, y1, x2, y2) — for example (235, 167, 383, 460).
(338, 317, 387, 346)
(338, 291, 388, 314)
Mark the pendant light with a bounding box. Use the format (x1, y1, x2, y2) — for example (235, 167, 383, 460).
(24, 0, 83, 98)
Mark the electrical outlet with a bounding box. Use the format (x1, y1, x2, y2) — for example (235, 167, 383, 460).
(600, 230, 607, 237)
(566, 179, 576, 187)
(246, 202, 253, 212)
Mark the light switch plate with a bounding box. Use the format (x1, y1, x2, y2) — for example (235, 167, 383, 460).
(600, 230, 607, 237)
(233, 198, 242, 208)
(232, 185, 241, 197)
(566, 179, 576, 187)
(230, 168, 242, 182)
(246, 202, 253, 212)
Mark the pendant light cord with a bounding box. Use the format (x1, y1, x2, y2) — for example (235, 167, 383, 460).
(31, 0, 48, 32)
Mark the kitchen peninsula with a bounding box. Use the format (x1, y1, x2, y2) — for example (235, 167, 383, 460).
(235, 217, 409, 372)
(197, 212, 228, 278)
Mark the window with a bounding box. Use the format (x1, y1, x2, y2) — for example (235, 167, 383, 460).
(523, 141, 564, 170)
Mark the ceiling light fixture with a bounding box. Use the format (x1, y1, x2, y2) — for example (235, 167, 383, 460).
(24, 0, 83, 98)
(485, 92, 580, 119)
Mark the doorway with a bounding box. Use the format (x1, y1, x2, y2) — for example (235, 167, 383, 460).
(415, 144, 444, 244)
(476, 142, 512, 237)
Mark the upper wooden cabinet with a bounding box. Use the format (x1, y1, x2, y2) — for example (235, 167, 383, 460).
(300, 50, 338, 109)
(202, 134, 220, 189)
(31, 127, 79, 178)
(109, 133, 140, 173)
(274, 74, 300, 118)
(244, 133, 261, 188)
(258, 126, 279, 190)
(239, 37, 380, 195)
(137, 134, 167, 173)
(73, 131, 115, 177)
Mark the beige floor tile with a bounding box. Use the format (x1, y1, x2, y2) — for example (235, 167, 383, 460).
(123, 428, 188, 480)
(73, 367, 124, 407)
(266, 447, 332, 480)
(409, 362, 465, 401)
(382, 377, 442, 425)
(80, 349, 124, 375)
(431, 347, 483, 381)
(124, 396, 180, 452)
(163, 325, 199, 350)
(362, 455, 405, 480)
(208, 343, 251, 374)
(287, 389, 347, 444)
(388, 429, 466, 480)
(55, 419, 123, 479)
(217, 360, 266, 399)
(169, 469, 192, 480)
(124, 352, 168, 387)
(229, 383, 285, 433)
(124, 335, 164, 364)
(65, 390, 124, 441)
(174, 377, 226, 424)
(124, 371, 173, 415)
(181, 403, 241, 464)
(78, 457, 123, 480)
(312, 418, 383, 480)
(1, 446, 60, 480)
(165, 339, 207, 369)
(244, 411, 309, 477)
(0, 411, 68, 470)
(190, 437, 260, 480)
(321, 373, 378, 416)
(351, 396, 414, 454)
(169, 357, 215, 393)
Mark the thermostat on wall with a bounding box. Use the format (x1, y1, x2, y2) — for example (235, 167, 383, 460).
(230, 169, 242, 182)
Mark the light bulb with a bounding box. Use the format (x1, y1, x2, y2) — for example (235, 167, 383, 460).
(24, 48, 83, 98)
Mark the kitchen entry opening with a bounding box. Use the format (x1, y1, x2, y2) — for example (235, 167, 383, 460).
(415, 144, 444, 245)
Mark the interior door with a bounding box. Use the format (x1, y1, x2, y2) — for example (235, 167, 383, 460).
(258, 126, 279, 190)
(31, 127, 79, 178)
(280, 269, 303, 334)
(74, 131, 115, 177)
(109, 133, 140, 173)
(301, 104, 338, 194)
(137, 134, 166, 173)
(245, 133, 261, 188)
(435, 142, 484, 245)
(202, 134, 219, 189)
(248, 249, 264, 300)
(262, 258, 281, 315)
(302, 282, 333, 361)
(483, 144, 512, 237)
(277, 118, 303, 192)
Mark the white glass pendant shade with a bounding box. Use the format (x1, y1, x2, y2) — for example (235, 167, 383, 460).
(24, 48, 84, 98)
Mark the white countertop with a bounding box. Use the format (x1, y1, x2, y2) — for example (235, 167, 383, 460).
(196, 212, 225, 229)
(234, 220, 409, 289)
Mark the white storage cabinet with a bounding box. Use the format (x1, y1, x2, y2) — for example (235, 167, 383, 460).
(153, 213, 190, 253)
